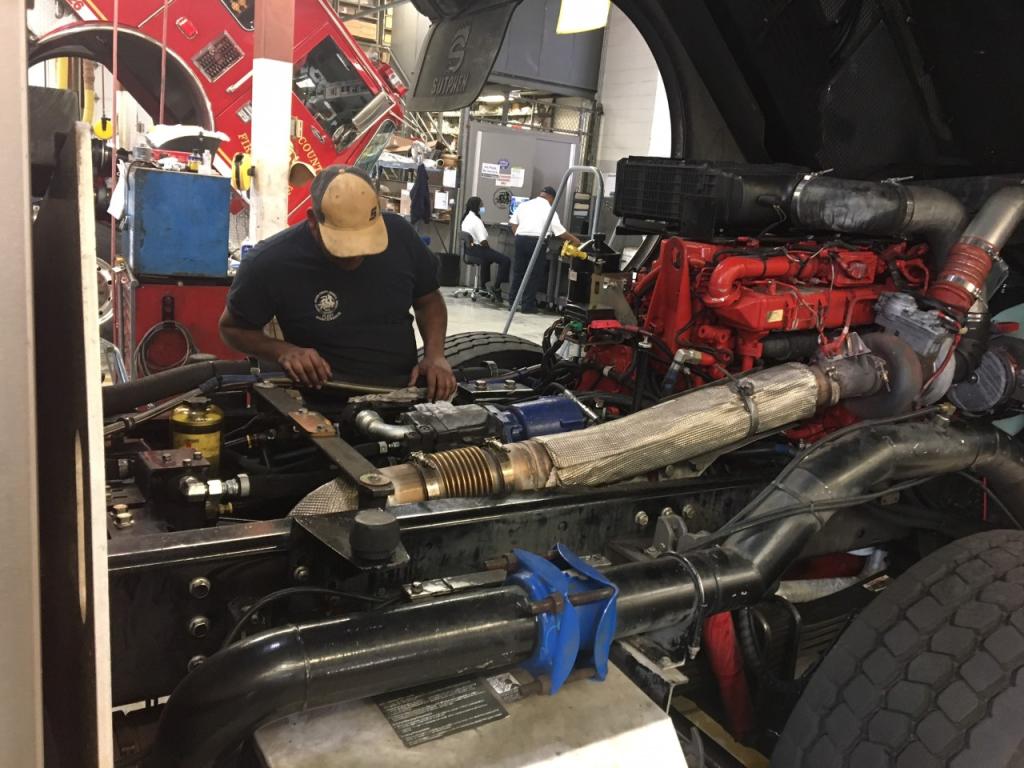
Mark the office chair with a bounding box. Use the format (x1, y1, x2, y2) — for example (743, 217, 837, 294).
(452, 231, 495, 302)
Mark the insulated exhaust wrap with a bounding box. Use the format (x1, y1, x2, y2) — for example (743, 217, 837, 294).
(534, 363, 821, 487)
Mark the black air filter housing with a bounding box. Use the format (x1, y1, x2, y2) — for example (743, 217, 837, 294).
(614, 157, 807, 238)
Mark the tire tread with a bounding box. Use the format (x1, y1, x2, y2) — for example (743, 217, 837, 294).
(774, 531, 1024, 767)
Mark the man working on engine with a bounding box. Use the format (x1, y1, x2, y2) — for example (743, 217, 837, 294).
(220, 165, 457, 401)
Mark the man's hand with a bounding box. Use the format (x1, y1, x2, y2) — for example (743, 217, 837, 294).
(410, 354, 457, 401)
(278, 344, 332, 388)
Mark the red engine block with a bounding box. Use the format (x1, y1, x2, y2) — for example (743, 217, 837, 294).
(639, 237, 928, 371)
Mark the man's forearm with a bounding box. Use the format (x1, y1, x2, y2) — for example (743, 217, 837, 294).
(414, 293, 448, 357)
(220, 324, 292, 362)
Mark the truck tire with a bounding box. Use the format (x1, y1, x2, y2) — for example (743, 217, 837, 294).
(424, 331, 543, 372)
(775, 530, 1024, 767)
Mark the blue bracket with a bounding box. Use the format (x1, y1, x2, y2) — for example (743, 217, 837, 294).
(506, 544, 619, 694)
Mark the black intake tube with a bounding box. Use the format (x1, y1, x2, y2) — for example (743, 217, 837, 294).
(790, 177, 967, 261)
(148, 587, 538, 768)
(685, 163, 967, 260)
(102, 360, 253, 415)
(718, 419, 1024, 607)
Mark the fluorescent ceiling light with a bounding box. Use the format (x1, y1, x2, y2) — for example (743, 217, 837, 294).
(556, 0, 610, 34)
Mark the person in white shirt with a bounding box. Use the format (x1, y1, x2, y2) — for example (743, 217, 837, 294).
(508, 186, 581, 313)
(460, 197, 511, 301)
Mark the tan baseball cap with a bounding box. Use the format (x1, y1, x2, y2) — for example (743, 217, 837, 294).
(310, 165, 388, 258)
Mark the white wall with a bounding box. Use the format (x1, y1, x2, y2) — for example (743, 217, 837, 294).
(595, 7, 671, 174)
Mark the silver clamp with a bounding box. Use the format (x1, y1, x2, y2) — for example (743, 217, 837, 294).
(939, 273, 984, 300)
(731, 379, 760, 437)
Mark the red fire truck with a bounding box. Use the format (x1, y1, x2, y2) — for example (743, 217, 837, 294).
(30, 0, 406, 221)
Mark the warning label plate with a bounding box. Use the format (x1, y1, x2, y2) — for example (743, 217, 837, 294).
(376, 678, 508, 747)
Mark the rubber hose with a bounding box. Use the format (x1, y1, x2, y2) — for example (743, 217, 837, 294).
(102, 360, 253, 414)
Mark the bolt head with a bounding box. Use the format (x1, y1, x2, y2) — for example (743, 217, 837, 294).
(192, 450, 203, 461)
(188, 577, 211, 599)
(182, 458, 193, 468)
(187, 655, 207, 672)
(359, 472, 389, 487)
(682, 503, 697, 519)
(660, 507, 674, 517)
(292, 565, 311, 583)
(634, 510, 649, 527)
(161, 452, 171, 463)
(188, 616, 210, 639)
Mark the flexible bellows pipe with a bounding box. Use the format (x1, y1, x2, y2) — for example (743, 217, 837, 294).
(292, 363, 829, 515)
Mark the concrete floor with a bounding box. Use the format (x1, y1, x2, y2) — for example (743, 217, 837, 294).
(423, 287, 555, 346)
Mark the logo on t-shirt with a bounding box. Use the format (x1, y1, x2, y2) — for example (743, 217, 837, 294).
(314, 290, 340, 321)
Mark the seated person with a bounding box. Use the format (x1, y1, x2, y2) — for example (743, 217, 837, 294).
(460, 196, 511, 301)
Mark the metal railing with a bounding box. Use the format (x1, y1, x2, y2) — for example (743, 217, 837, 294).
(503, 165, 605, 333)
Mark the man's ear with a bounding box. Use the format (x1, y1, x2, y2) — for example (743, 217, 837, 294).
(306, 210, 323, 246)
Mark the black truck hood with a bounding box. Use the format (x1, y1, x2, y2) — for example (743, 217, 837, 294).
(409, 0, 1024, 180)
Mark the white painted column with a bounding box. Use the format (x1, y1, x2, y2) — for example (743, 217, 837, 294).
(249, 0, 296, 242)
(0, 3, 42, 766)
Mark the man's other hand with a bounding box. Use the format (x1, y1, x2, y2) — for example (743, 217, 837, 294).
(410, 354, 457, 401)
(278, 344, 332, 388)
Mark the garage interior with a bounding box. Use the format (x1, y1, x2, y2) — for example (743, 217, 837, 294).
(8, 1, 1024, 767)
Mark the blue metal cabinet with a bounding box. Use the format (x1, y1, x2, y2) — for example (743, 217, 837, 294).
(124, 167, 231, 278)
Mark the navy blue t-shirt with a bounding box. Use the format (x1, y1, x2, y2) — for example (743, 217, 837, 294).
(227, 214, 439, 381)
